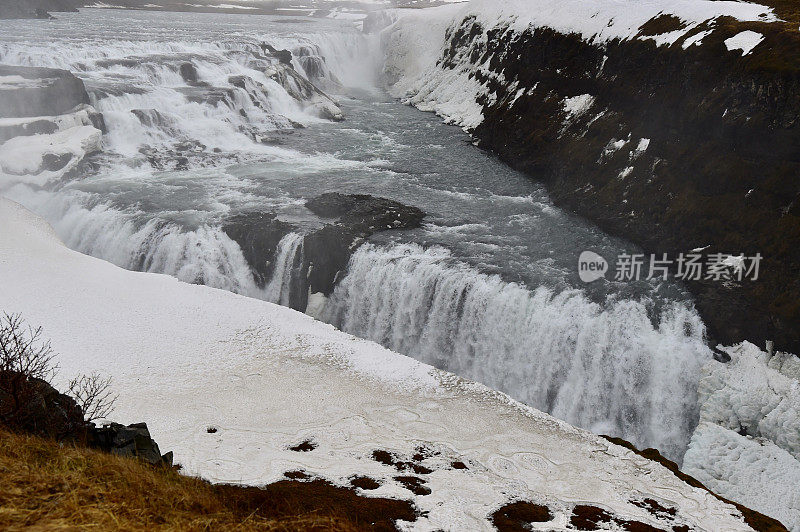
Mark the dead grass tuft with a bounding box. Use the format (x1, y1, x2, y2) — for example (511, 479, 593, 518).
(0, 429, 415, 531)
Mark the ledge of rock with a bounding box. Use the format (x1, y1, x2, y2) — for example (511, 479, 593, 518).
(222, 212, 296, 289)
(88, 422, 173, 467)
(0, 64, 91, 118)
(303, 193, 425, 296)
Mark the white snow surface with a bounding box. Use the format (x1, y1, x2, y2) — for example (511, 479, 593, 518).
(684, 342, 800, 530)
(0, 196, 758, 531)
(382, 5, 485, 130)
(0, 126, 102, 185)
(725, 31, 766, 56)
(562, 94, 596, 124)
(448, 0, 776, 45)
(0, 105, 104, 186)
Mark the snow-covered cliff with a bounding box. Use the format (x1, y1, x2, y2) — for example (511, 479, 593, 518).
(684, 343, 800, 530)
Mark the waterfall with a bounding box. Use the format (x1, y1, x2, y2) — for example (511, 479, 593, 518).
(265, 233, 304, 307)
(0, 11, 710, 464)
(319, 243, 708, 461)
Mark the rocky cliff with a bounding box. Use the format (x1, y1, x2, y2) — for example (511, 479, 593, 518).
(0, 0, 80, 19)
(385, 0, 800, 354)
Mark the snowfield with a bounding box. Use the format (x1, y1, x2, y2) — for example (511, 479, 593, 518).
(0, 196, 761, 531)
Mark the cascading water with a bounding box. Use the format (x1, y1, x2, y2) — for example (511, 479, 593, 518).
(318, 243, 706, 459)
(265, 233, 304, 307)
(0, 8, 710, 462)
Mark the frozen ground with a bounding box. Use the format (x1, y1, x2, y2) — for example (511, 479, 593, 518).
(0, 197, 759, 531)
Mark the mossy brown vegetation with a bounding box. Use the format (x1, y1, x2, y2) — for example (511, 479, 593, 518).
(489, 501, 552, 531)
(0, 429, 417, 531)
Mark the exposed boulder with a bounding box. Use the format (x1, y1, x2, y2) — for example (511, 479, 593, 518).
(220, 195, 424, 308)
(265, 62, 344, 121)
(293, 44, 342, 91)
(306, 192, 425, 233)
(222, 212, 296, 288)
(0, 371, 85, 440)
(260, 42, 293, 66)
(179, 62, 199, 84)
(88, 422, 173, 467)
(0, 125, 102, 180)
(303, 193, 425, 295)
(0, 118, 58, 143)
(0, 103, 105, 143)
(0, 64, 90, 118)
(303, 224, 362, 297)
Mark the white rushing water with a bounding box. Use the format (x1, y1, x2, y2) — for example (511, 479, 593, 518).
(0, 9, 711, 461)
(265, 232, 304, 306)
(319, 243, 706, 459)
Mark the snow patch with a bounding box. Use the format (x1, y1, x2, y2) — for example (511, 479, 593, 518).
(682, 29, 714, 49)
(562, 94, 596, 120)
(0, 125, 102, 185)
(725, 31, 765, 56)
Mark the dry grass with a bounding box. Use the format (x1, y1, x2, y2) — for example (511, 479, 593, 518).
(757, 0, 800, 26)
(0, 429, 410, 531)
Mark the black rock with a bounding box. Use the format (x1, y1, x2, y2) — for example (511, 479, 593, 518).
(179, 62, 199, 84)
(0, 119, 58, 143)
(302, 193, 425, 296)
(305, 192, 425, 233)
(0, 371, 85, 440)
(41, 152, 73, 172)
(0, 64, 90, 118)
(260, 42, 293, 66)
(303, 224, 362, 296)
(222, 212, 296, 289)
(88, 422, 171, 467)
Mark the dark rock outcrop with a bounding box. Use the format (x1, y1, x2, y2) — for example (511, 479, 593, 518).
(221, 194, 424, 309)
(0, 64, 90, 118)
(0, 0, 78, 19)
(0, 371, 172, 467)
(88, 422, 173, 467)
(303, 193, 425, 296)
(306, 192, 425, 233)
(439, 16, 800, 352)
(0, 118, 58, 143)
(222, 212, 295, 288)
(0, 371, 85, 440)
(260, 42, 293, 66)
(179, 62, 199, 84)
